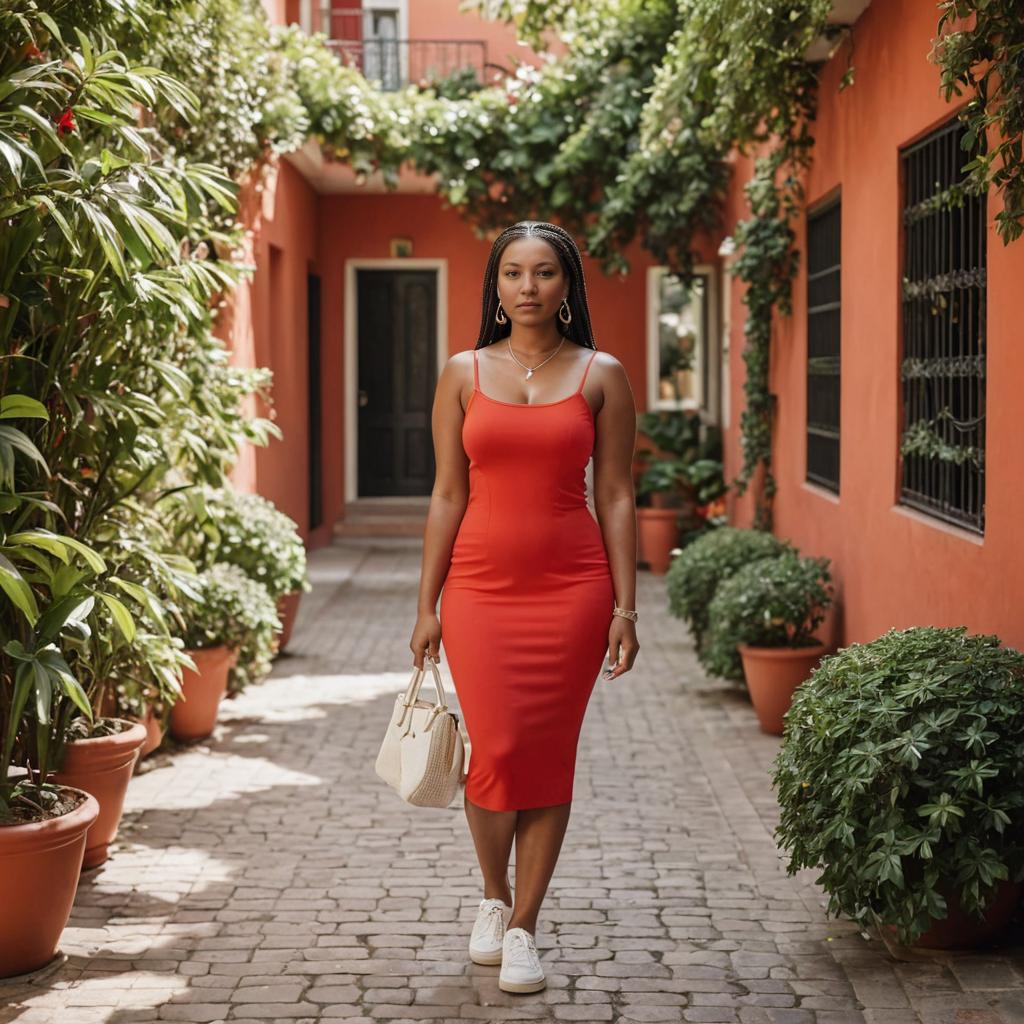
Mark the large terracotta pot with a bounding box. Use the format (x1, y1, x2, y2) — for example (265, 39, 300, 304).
(0, 786, 100, 978)
(636, 508, 680, 574)
(275, 589, 303, 653)
(170, 645, 237, 742)
(738, 641, 829, 735)
(887, 880, 1023, 949)
(51, 720, 147, 869)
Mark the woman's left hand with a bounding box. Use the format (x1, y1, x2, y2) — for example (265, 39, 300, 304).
(603, 617, 639, 681)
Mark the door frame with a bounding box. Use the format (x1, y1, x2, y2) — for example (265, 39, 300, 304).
(344, 258, 448, 502)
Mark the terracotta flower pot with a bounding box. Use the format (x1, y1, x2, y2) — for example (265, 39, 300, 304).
(138, 704, 165, 759)
(636, 508, 680, 575)
(97, 688, 163, 758)
(275, 589, 303, 653)
(0, 787, 100, 978)
(170, 645, 237, 742)
(886, 880, 1023, 949)
(50, 719, 146, 869)
(738, 640, 829, 735)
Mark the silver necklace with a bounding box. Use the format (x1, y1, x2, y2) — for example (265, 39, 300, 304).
(506, 337, 565, 380)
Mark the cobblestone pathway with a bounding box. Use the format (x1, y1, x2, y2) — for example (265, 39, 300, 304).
(4, 538, 1024, 1024)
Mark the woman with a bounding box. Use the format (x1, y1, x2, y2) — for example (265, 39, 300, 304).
(409, 220, 640, 993)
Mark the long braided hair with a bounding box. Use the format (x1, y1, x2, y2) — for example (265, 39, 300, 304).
(475, 221, 598, 351)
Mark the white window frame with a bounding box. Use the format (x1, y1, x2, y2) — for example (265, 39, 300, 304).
(646, 263, 721, 422)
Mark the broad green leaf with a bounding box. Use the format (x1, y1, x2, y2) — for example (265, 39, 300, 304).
(98, 591, 136, 643)
(0, 395, 49, 421)
(0, 552, 39, 623)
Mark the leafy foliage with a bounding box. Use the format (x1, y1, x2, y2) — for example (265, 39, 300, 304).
(181, 562, 280, 695)
(635, 411, 724, 507)
(772, 626, 1024, 945)
(704, 551, 832, 682)
(666, 526, 790, 657)
(931, 1, 1024, 246)
(0, 1, 285, 820)
(164, 485, 311, 600)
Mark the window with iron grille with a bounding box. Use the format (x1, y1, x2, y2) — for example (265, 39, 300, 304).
(899, 116, 986, 533)
(806, 197, 841, 492)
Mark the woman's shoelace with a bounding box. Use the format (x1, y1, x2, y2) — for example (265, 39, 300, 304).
(482, 903, 505, 940)
(505, 930, 539, 968)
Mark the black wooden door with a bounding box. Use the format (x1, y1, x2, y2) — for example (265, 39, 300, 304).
(356, 269, 437, 496)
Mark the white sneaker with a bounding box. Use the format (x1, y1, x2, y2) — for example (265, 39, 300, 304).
(468, 897, 513, 965)
(499, 926, 546, 993)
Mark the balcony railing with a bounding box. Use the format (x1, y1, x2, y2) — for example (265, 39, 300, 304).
(326, 36, 491, 90)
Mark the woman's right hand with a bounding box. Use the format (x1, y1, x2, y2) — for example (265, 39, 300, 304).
(410, 611, 442, 669)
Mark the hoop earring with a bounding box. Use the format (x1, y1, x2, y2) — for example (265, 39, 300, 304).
(495, 302, 508, 325)
(558, 298, 572, 325)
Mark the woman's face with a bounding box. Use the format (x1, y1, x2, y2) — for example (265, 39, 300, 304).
(495, 237, 569, 324)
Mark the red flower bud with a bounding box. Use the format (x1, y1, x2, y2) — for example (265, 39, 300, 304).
(55, 107, 76, 135)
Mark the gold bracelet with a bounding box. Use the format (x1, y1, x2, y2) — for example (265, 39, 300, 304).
(612, 606, 638, 623)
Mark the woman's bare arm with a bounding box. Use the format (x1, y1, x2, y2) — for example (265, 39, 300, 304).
(591, 354, 640, 680)
(410, 351, 472, 668)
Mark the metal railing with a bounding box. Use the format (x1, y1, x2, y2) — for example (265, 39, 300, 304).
(326, 36, 490, 90)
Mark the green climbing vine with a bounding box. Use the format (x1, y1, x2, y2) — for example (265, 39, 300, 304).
(931, 0, 1024, 246)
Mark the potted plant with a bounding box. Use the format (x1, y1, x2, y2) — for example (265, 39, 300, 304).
(772, 625, 1024, 949)
(635, 412, 723, 573)
(100, 629, 193, 762)
(704, 551, 833, 732)
(44, 534, 196, 867)
(172, 562, 280, 740)
(0, 516, 104, 976)
(666, 526, 790, 667)
(165, 485, 310, 652)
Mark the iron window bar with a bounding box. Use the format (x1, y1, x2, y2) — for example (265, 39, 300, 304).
(898, 115, 987, 533)
(806, 197, 841, 493)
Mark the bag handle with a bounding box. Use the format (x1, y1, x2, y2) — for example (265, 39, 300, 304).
(398, 658, 448, 728)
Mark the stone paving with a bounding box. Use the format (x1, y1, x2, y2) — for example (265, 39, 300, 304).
(3, 537, 1024, 1024)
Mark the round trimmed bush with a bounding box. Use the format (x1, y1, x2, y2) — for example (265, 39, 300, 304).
(666, 526, 791, 654)
(772, 625, 1024, 946)
(703, 552, 832, 682)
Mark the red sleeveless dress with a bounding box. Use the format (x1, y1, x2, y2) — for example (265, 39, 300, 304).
(439, 345, 615, 811)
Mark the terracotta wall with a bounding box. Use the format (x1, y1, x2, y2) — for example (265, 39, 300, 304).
(720, 0, 1024, 648)
(225, 159, 320, 536)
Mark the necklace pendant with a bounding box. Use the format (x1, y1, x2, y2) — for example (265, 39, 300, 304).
(526, 368, 534, 379)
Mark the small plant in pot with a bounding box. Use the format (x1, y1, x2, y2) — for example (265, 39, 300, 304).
(635, 412, 719, 574)
(772, 626, 1024, 949)
(166, 485, 310, 652)
(173, 562, 280, 741)
(666, 526, 791, 668)
(704, 551, 833, 732)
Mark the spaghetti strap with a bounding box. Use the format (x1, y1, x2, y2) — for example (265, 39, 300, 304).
(576, 349, 598, 393)
(472, 348, 480, 391)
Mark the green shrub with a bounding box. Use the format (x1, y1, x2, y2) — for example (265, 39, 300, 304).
(171, 485, 310, 600)
(666, 526, 790, 649)
(181, 563, 281, 695)
(703, 552, 832, 682)
(772, 625, 1024, 946)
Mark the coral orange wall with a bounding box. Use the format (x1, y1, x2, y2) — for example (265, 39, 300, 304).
(226, 158, 320, 541)
(721, 0, 1024, 648)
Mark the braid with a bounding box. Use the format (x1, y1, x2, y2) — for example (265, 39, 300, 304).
(476, 221, 598, 352)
